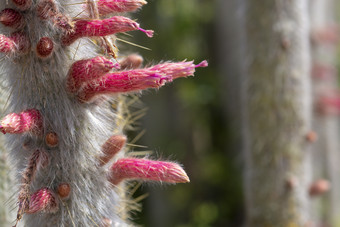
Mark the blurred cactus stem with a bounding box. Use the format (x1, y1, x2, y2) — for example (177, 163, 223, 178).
(242, 0, 312, 225)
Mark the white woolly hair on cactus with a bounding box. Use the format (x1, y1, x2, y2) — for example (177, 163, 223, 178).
(0, 0, 207, 226)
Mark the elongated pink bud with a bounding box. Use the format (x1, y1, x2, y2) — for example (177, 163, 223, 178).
(98, 0, 147, 15)
(109, 158, 190, 185)
(16, 150, 49, 225)
(309, 179, 330, 197)
(67, 56, 117, 93)
(27, 188, 58, 214)
(62, 16, 153, 46)
(0, 32, 30, 54)
(317, 92, 340, 115)
(120, 54, 143, 70)
(0, 109, 43, 134)
(99, 135, 127, 166)
(78, 60, 208, 102)
(312, 63, 337, 80)
(12, 0, 32, 11)
(312, 25, 340, 44)
(0, 8, 24, 29)
(36, 0, 74, 32)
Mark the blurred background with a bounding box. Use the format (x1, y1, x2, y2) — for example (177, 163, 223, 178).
(122, 0, 244, 226)
(120, 0, 340, 226)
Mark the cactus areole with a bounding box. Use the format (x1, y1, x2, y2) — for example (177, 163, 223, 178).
(0, 0, 207, 226)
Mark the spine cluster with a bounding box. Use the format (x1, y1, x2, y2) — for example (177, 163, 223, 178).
(0, 0, 207, 226)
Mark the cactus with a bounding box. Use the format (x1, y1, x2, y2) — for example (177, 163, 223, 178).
(0, 0, 207, 226)
(241, 0, 312, 225)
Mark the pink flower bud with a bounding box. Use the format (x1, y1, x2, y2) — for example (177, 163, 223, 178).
(109, 158, 190, 185)
(27, 188, 59, 214)
(67, 56, 116, 93)
(62, 16, 153, 46)
(36, 0, 74, 32)
(312, 63, 337, 79)
(311, 25, 340, 45)
(119, 54, 143, 70)
(98, 0, 147, 15)
(11, 32, 30, 53)
(36, 37, 54, 58)
(0, 34, 16, 53)
(0, 8, 24, 29)
(78, 60, 208, 102)
(12, 0, 32, 11)
(309, 179, 330, 197)
(36, 0, 57, 19)
(16, 150, 49, 225)
(0, 32, 30, 54)
(0, 109, 43, 134)
(99, 135, 127, 166)
(317, 92, 340, 115)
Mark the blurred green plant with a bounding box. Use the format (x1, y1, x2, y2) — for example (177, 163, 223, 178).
(125, 0, 244, 226)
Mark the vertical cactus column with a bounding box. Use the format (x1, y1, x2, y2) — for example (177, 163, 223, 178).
(310, 0, 340, 225)
(242, 0, 312, 225)
(0, 0, 207, 226)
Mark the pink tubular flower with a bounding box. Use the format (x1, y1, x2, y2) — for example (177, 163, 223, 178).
(62, 16, 153, 46)
(0, 109, 43, 134)
(0, 8, 24, 29)
(98, 0, 147, 15)
(27, 188, 59, 214)
(77, 60, 208, 102)
(67, 56, 118, 93)
(108, 158, 190, 185)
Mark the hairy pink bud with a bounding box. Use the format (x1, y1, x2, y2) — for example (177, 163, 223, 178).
(312, 63, 337, 79)
(98, 0, 147, 15)
(62, 16, 153, 46)
(0, 8, 24, 29)
(109, 158, 190, 185)
(16, 150, 49, 225)
(120, 54, 143, 69)
(99, 135, 127, 166)
(36, 0, 73, 32)
(67, 56, 118, 93)
(0, 32, 30, 54)
(309, 179, 330, 197)
(27, 188, 59, 214)
(12, 0, 32, 11)
(311, 25, 340, 44)
(0, 109, 43, 134)
(317, 92, 340, 115)
(78, 60, 208, 102)
(36, 37, 54, 58)
(0, 34, 16, 53)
